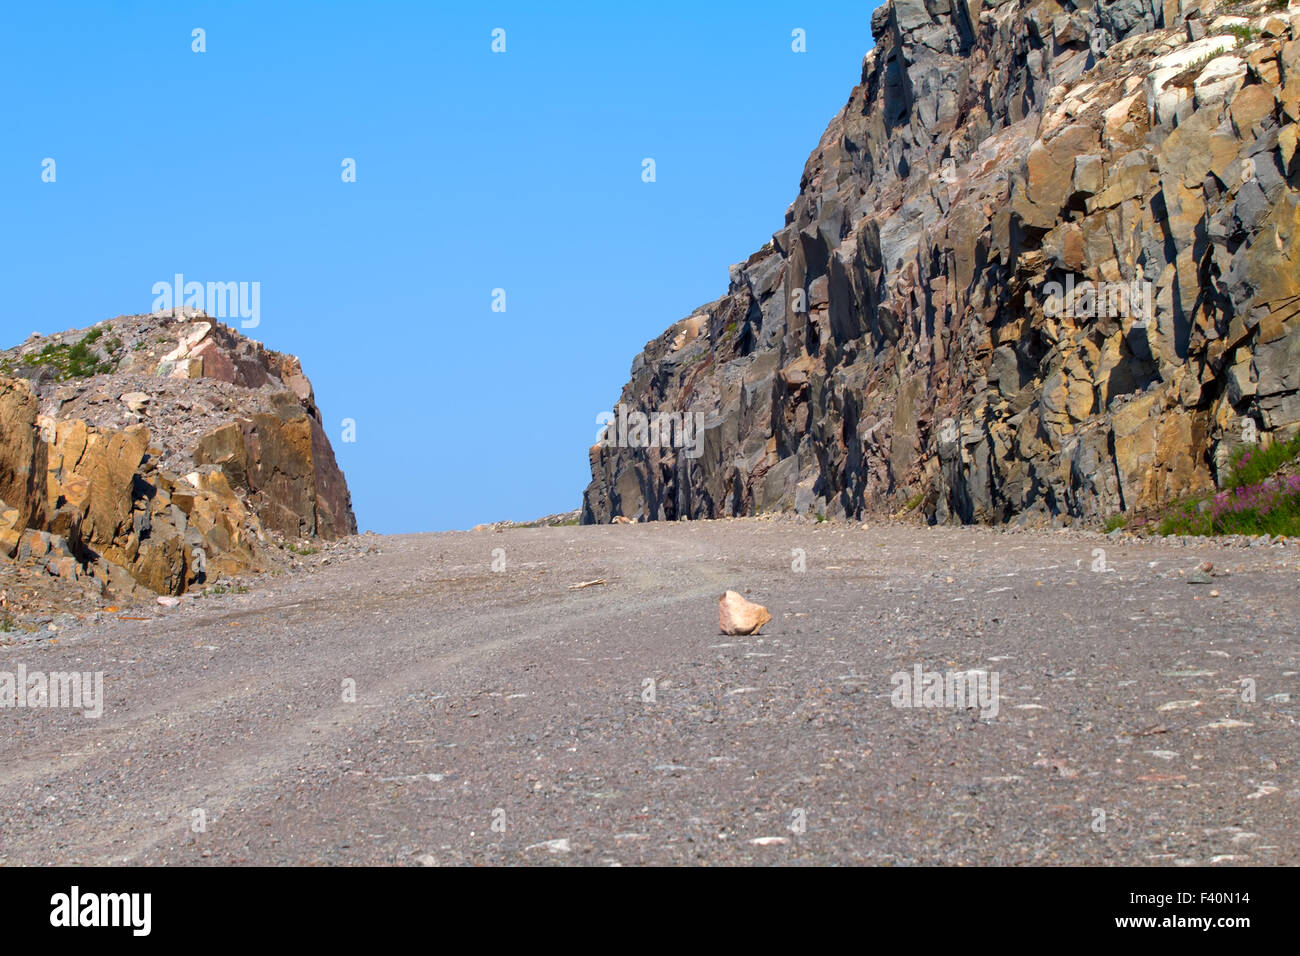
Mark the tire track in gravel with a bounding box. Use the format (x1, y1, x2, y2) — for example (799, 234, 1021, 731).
(3, 520, 1296, 865)
(0, 531, 737, 863)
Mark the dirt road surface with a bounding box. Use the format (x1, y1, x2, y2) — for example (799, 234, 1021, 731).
(1, 519, 1296, 865)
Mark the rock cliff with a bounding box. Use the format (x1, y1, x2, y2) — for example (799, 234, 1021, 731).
(583, 0, 1300, 527)
(0, 309, 355, 605)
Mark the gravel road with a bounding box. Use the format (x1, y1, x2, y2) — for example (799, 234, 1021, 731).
(1, 519, 1296, 865)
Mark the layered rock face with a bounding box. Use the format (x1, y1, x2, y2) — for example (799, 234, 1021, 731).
(583, 0, 1300, 527)
(194, 395, 354, 540)
(0, 310, 355, 600)
(0, 378, 49, 533)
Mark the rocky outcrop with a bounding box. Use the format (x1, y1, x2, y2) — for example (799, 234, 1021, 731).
(583, 0, 1300, 528)
(0, 378, 49, 532)
(195, 394, 356, 540)
(36, 417, 259, 597)
(0, 308, 355, 601)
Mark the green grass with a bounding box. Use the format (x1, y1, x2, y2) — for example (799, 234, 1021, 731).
(1102, 512, 1129, 533)
(1227, 24, 1260, 45)
(1224, 433, 1300, 489)
(19, 330, 116, 380)
(201, 581, 250, 596)
(1156, 433, 1300, 537)
(903, 492, 924, 512)
(1157, 499, 1213, 536)
(1159, 493, 1300, 537)
(286, 542, 320, 556)
(0, 611, 14, 633)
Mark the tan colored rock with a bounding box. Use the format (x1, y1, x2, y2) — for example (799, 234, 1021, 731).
(670, 315, 707, 351)
(1239, 190, 1300, 310)
(718, 590, 772, 635)
(0, 308, 348, 598)
(1283, 70, 1300, 122)
(1020, 124, 1101, 227)
(130, 533, 187, 595)
(1062, 224, 1086, 271)
(0, 377, 49, 531)
(1262, 16, 1289, 38)
(1229, 83, 1277, 136)
(1102, 91, 1150, 148)
(120, 391, 151, 415)
(0, 528, 18, 559)
(780, 353, 817, 388)
(1247, 47, 1282, 86)
(46, 420, 149, 549)
(1072, 155, 1103, 196)
(194, 396, 355, 540)
(49, 554, 78, 582)
(1089, 151, 1153, 211)
(1280, 124, 1298, 171)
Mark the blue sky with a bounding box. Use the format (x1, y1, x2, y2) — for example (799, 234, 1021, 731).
(0, 1, 879, 532)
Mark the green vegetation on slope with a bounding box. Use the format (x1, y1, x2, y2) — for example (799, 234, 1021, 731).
(1157, 434, 1300, 537)
(11, 327, 119, 381)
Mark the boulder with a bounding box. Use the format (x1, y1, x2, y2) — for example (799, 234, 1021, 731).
(120, 391, 151, 415)
(718, 591, 772, 636)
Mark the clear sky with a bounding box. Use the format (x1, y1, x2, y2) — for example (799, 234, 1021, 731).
(1, 0, 880, 532)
